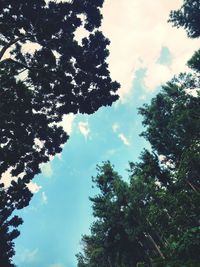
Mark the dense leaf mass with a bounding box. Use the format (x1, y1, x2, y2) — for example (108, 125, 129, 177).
(0, 0, 119, 264)
(77, 75, 200, 266)
(0, 0, 119, 185)
(169, 0, 200, 38)
(139, 73, 200, 165)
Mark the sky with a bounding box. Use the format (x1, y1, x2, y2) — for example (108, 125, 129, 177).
(12, 1, 200, 267)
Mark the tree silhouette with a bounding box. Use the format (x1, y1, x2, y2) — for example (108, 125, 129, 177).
(0, 0, 119, 264)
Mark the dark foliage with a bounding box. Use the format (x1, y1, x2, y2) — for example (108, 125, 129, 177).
(0, 0, 119, 264)
(169, 0, 200, 38)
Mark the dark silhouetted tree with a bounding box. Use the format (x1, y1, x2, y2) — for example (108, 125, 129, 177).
(0, 0, 119, 264)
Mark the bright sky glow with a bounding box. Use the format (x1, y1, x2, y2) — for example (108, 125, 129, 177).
(13, 1, 199, 267)
(101, 0, 199, 100)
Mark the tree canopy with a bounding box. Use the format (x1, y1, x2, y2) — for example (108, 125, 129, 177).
(77, 72, 200, 267)
(0, 0, 119, 186)
(169, 0, 200, 38)
(0, 0, 119, 265)
(139, 73, 200, 166)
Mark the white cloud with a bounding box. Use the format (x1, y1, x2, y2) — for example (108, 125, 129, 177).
(118, 133, 130, 146)
(59, 113, 75, 135)
(112, 124, 130, 146)
(102, 0, 199, 100)
(112, 123, 120, 133)
(41, 191, 48, 205)
(78, 121, 90, 138)
(27, 181, 42, 194)
(40, 162, 53, 177)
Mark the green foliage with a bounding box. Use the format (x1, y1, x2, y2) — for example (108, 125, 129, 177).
(77, 63, 200, 267)
(187, 49, 200, 72)
(139, 73, 200, 166)
(169, 0, 200, 38)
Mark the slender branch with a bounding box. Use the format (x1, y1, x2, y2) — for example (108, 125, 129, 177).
(146, 233, 165, 260)
(0, 36, 27, 61)
(187, 181, 198, 193)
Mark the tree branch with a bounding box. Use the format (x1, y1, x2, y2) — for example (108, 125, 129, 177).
(0, 36, 26, 61)
(0, 58, 33, 71)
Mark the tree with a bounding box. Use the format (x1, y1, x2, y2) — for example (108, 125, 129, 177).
(187, 49, 200, 72)
(76, 158, 162, 266)
(77, 73, 200, 266)
(0, 180, 31, 267)
(78, 144, 200, 266)
(139, 73, 200, 166)
(0, 0, 119, 264)
(0, 0, 119, 184)
(137, 72, 200, 264)
(169, 0, 200, 38)
(77, 162, 141, 267)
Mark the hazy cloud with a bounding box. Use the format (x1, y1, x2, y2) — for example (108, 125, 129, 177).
(78, 121, 90, 138)
(40, 162, 53, 177)
(112, 123, 120, 133)
(17, 247, 39, 263)
(41, 191, 48, 205)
